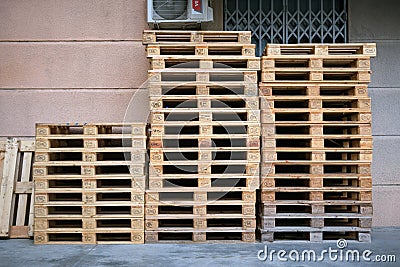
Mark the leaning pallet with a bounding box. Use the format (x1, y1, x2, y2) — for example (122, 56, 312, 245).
(143, 30, 260, 243)
(0, 138, 35, 238)
(258, 43, 376, 242)
(33, 123, 147, 244)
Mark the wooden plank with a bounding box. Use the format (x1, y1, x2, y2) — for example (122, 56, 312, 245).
(20, 140, 35, 152)
(36, 123, 147, 137)
(0, 151, 5, 188)
(34, 231, 144, 244)
(143, 30, 252, 45)
(261, 69, 371, 83)
(150, 110, 261, 124)
(9, 152, 32, 238)
(148, 83, 258, 97)
(150, 57, 260, 70)
(259, 229, 371, 243)
(146, 43, 256, 57)
(28, 185, 34, 237)
(0, 138, 19, 237)
(259, 83, 369, 97)
(9, 226, 29, 238)
(148, 70, 258, 84)
(144, 230, 255, 243)
(263, 43, 376, 57)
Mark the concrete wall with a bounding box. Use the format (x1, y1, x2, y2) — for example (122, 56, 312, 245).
(0, 0, 222, 136)
(349, 0, 400, 226)
(0, 0, 150, 136)
(0, 0, 398, 226)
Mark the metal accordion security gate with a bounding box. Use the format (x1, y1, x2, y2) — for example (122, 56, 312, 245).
(224, 0, 348, 56)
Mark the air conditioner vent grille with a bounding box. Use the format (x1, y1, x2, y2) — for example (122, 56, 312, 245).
(153, 0, 188, 20)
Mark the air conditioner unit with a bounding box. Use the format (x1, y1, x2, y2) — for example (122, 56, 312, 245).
(147, 0, 213, 25)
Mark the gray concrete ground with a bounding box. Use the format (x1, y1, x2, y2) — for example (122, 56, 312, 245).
(0, 228, 399, 267)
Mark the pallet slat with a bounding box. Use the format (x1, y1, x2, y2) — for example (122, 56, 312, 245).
(0, 139, 19, 237)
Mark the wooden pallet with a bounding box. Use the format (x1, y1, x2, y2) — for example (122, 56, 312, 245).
(148, 70, 258, 83)
(261, 185, 372, 193)
(262, 56, 372, 70)
(35, 204, 145, 218)
(34, 176, 146, 191)
(260, 96, 371, 111)
(259, 216, 372, 229)
(260, 202, 373, 215)
(0, 138, 35, 239)
(35, 137, 146, 150)
(259, 83, 369, 97)
(262, 123, 371, 137)
(145, 230, 255, 243)
(145, 202, 256, 216)
(34, 151, 146, 165)
(260, 189, 372, 203)
(261, 111, 371, 124)
(34, 217, 144, 231)
(259, 229, 371, 242)
(143, 30, 252, 44)
(151, 124, 261, 136)
(150, 96, 260, 110)
(149, 83, 258, 97)
(150, 151, 260, 165)
(261, 69, 371, 83)
(146, 190, 256, 204)
(149, 136, 260, 149)
(262, 136, 373, 150)
(150, 110, 261, 124)
(34, 190, 145, 204)
(261, 162, 371, 176)
(262, 150, 372, 162)
(36, 123, 147, 136)
(33, 164, 146, 178)
(261, 176, 371, 189)
(263, 43, 376, 57)
(34, 231, 144, 244)
(145, 217, 256, 230)
(146, 43, 256, 57)
(150, 148, 260, 162)
(149, 162, 259, 177)
(148, 176, 259, 191)
(150, 57, 260, 70)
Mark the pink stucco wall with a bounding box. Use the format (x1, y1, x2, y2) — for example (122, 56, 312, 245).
(0, 0, 149, 136)
(0, 0, 396, 227)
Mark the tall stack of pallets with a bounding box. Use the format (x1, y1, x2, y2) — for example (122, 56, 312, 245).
(143, 30, 261, 242)
(33, 123, 147, 244)
(259, 43, 376, 242)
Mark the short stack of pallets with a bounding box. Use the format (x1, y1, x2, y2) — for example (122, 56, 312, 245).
(143, 30, 261, 242)
(33, 123, 146, 244)
(259, 43, 376, 242)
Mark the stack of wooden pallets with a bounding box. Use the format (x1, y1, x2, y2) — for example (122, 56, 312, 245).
(143, 30, 261, 242)
(33, 123, 146, 244)
(259, 44, 376, 242)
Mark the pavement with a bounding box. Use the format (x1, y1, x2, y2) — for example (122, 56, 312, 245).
(0, 228, 399, 267)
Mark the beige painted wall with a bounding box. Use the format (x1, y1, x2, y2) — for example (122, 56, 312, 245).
(0, 0, 148, 40)
(0, 42, 148, 89)
(0, 0, 396, 227)
(0, 0, 150, 134)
